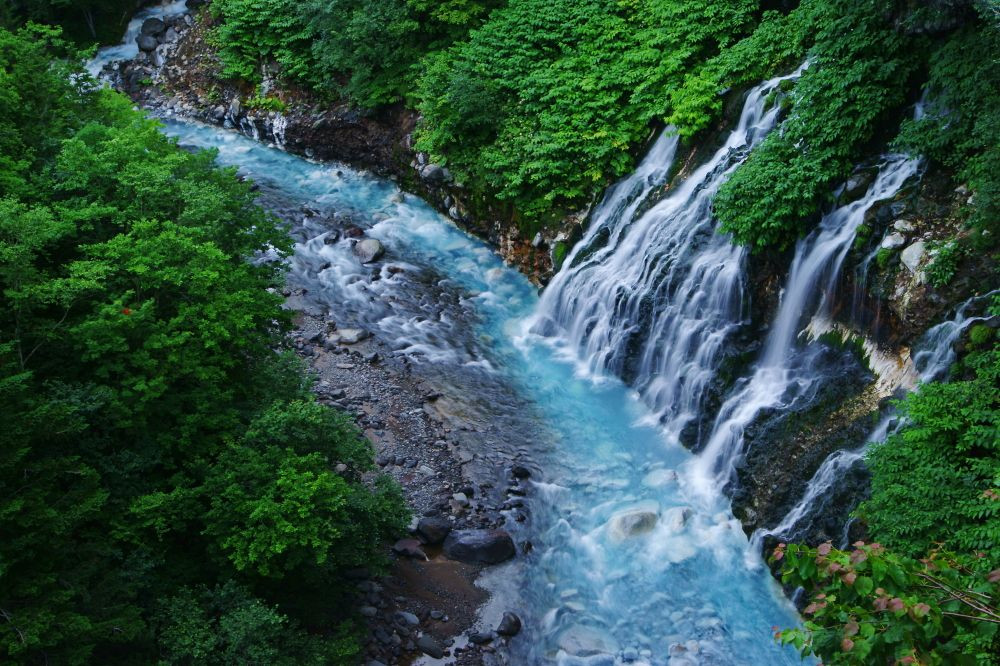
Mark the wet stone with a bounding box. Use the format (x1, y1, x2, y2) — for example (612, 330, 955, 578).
(497, 612, 522, 637)
(416, 635, 445, 659)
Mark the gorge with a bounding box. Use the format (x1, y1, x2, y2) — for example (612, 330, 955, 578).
(1, 0, 998, 664)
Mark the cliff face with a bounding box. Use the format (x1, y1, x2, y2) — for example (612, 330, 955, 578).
(105, 4, 993, 547)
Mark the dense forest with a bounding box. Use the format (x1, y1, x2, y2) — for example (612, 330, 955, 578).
(2, 0, 999, 664)
(0, 25, 406, 664)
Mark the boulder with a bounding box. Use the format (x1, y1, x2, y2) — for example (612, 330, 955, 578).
(416, 635, 445, 659)
(892, 219, 915, 233)
(392, 539, 428, 560)
(607, 502, 659, 540)
(641, 468, 677, 488)
(496, 612, 522, 637)
(900, 241, 926, 274)
(393, 611, 419, 627)
(420, 163, 448, 184)
(557, 624, 618, 658)
(880, 232, 906, 250)
(842, 169, 876, 202)
(136, 34, 158, 52)
(443, 529, 516, 564)
(416, 516, 452, 545)
(324, 329, 369, 347)
(140, 17, 166, 37)
(353, 238, 385, 263)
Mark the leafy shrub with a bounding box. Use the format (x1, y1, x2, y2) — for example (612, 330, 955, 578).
(210, 0, 318, 84)
(774, 542, 1000, 664)
(925, 239, 966, 288)
(415, 0, 758, 228)
(714, 0, 918, 249)
(894, 11, 1000, 247)
(860, 348, 1000, 563)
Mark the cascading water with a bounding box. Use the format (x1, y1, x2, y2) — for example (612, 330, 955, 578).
(86, 0, 188, 77)
(685, 154, 920, 500)
(754, 288, 1000, 549)
(531, 66, 805, 442)
(94, 17, 816, 660)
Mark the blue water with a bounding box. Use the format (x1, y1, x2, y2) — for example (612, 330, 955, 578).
(158, 118, 805, 665)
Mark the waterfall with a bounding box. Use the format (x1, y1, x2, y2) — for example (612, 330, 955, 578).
(532, 64, 806, 441)
(686, 154, 921, 499)
(751, 288, 999, 549)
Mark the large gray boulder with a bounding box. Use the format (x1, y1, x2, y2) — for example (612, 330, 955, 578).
(607, 502, 659, 540)
(140, 17, 166, 37)
(136, 34, 158, 52)
(443, 529, 515, 564)
(353, 238, 385, 263)
(416, 516, 452, 545)
(901, 241, 926, 274)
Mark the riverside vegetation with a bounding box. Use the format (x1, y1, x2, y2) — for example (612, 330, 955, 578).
(0, 26, 407, 664)
(3, 0, 1000, 664)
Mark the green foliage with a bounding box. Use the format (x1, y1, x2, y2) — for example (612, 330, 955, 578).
(0, 26, 407, 663)
(773, 542, 1000, 664)
(154, 582, 356, 664)
(415, 0, 758, 227)
(894, 12, 1000, 247)
(714, 0, 918, 249)
(925, 239, 966, 288)
(860, 348, 1000, 563)
(210, 0, 319, 83)
(246, 91, 288, 112)
(969, 324, 994, 347)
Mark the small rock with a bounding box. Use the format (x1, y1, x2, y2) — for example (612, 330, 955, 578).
(469, 631, 494, 644)
(336, 328, 370, 344)
(354, 238, 385, 263)
(443, 529, 516, 564)
(607, 502, 660, 540)
(430, 610, 445, 621)
(392, 539, 428, 560)
(512, 465, 531, 479)
(140, 17, 166, 36)
(416, 517, 452, 545)
(394, 611, 419, 627)
(420, 163, 451, 185)
(497, 612, 522, 637)
(892, 219, 915, 233)
(360, 606, 378, 618)
(416, 635, 445, 659)
(452, 492, 470, 507)
(900, 241, 927, 274)
(880, 232, 906, 250)
(136, 34, 158, 51)
(842, 169, 876, 202)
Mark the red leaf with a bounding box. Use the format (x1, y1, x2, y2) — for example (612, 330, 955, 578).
(844, 619, 859, 636)
(817, 542, 832, 556)
(888, 598, 905, 612)
(841, 638, 855, 652)
(121, 307, 132, 315)
(988, 569, 1000, 584)
(842, 571, 857, 585)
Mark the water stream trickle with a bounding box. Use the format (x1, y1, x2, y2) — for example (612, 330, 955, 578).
(753, 288, 1000, 549)
(685, 154, 920, 501)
